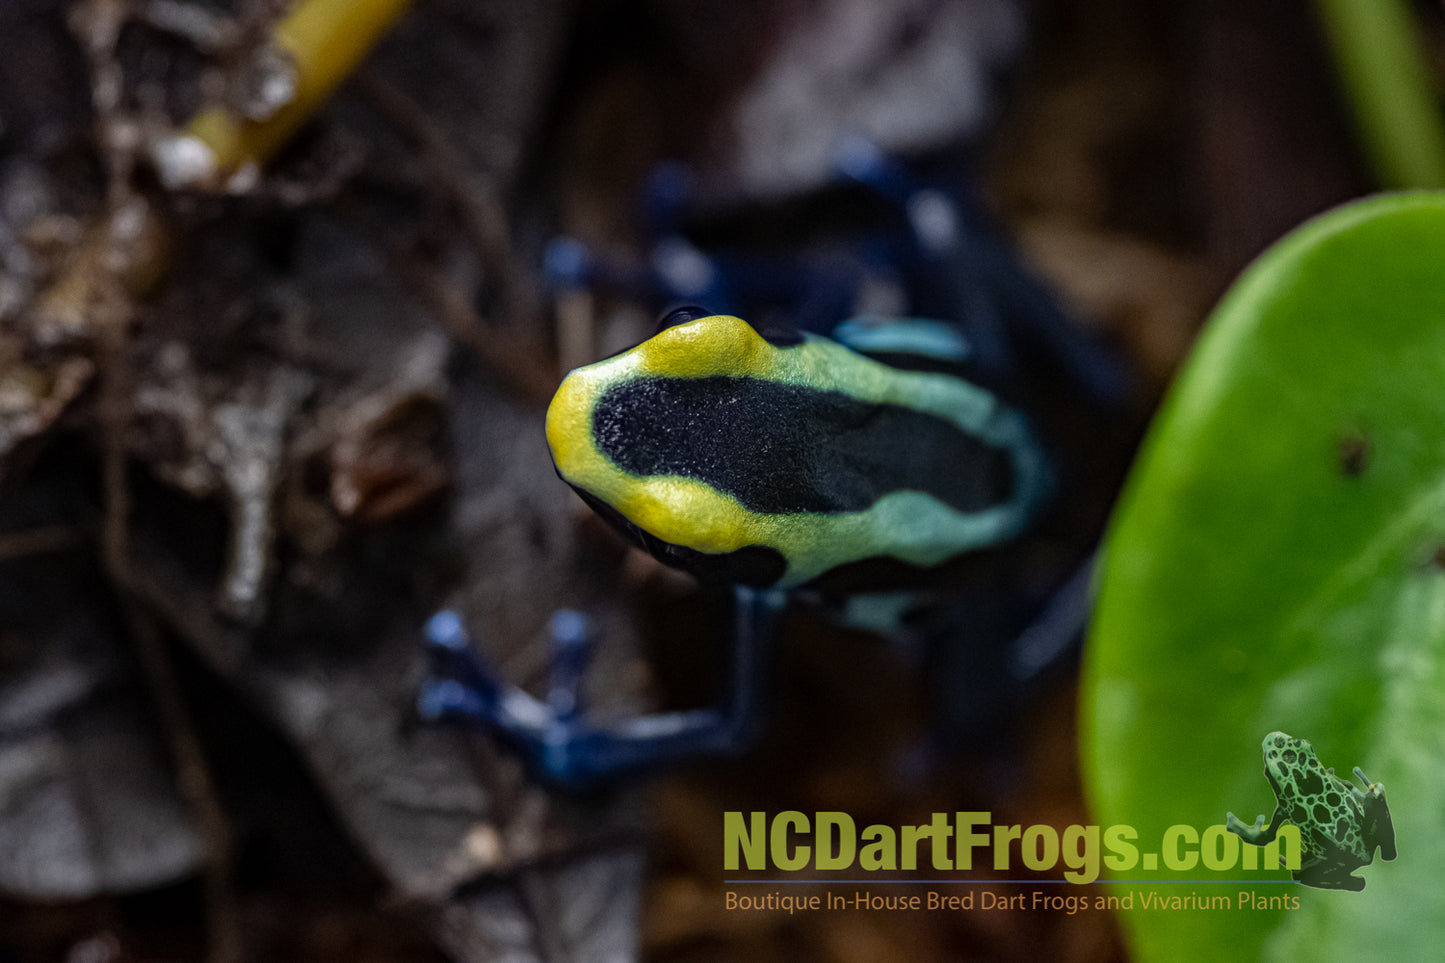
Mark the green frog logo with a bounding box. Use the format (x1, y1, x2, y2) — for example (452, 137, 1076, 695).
(1226, 732, 1396, 891)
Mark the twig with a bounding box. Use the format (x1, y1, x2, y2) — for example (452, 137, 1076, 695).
(553, 289, 596, 379)
(96, 323, 243, 963)
(356, 71, 539, 329)
(0, 526, 84, 562)
(154, 0, 415, 190)
(391, 251, 559, 405)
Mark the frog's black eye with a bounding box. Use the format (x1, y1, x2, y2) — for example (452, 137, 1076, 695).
(656, 305, 712, 332)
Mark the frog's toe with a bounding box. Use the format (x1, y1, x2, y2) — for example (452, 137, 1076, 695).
(1225, 811, 1272, 844)
(418, 677, 491, 722)
(424, 609, 470, 652)
(1224, 811, 1256, 832)
(419, 611, 505, 719)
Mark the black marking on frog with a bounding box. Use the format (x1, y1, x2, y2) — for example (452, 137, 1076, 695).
(592, 376, 1015, 516)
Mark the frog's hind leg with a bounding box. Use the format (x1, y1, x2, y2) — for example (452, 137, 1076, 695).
(418, 588, 784, 789)
(1304, 866, 1367, 892)
(832, 135, 1133, 408)
(1352, 765, 1398, 860)
(1295, 841, 1368, 892)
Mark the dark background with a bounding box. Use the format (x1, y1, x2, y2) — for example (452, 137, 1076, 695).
(0, 0, 1418, 959)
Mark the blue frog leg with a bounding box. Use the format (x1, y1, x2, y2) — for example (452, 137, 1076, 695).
(835, 135, 1133, 407)
(418, 588, 786, 788)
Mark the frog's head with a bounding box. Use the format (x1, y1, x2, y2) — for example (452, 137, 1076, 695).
(545, 313, 798, 587)
(1260, 731, 1323, 798)
(1261, 730, 1318, 779)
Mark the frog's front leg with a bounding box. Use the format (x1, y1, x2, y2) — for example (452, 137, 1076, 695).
(418, 587, 784, 789)
(1226, 806, 1287, 847)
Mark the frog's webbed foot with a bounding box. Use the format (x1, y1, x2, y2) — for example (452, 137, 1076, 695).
(418, 588, 784, 789)
(1226, 810, 1277, 846)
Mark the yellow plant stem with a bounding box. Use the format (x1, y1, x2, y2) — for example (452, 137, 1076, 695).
(165, 0, 413, 189)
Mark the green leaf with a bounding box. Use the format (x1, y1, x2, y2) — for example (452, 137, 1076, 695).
(1082, 192, 1445, 960)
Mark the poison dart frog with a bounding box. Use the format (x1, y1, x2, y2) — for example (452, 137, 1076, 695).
(1226, 731, 1396, 891)
(419, 307, 1049, 787)
(548, 309, 1047, 589)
